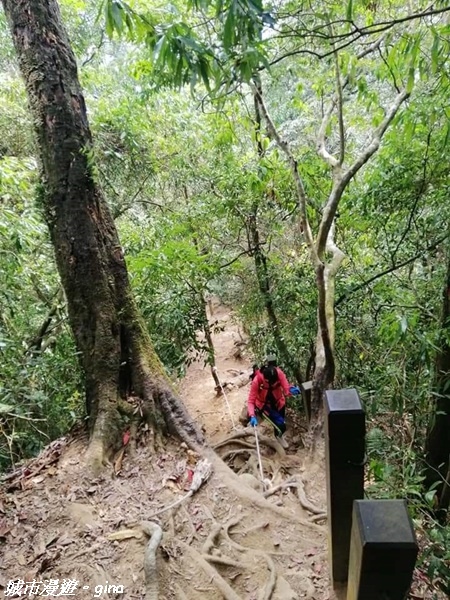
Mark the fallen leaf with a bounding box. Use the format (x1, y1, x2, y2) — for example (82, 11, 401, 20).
(0, 519, 11, 538)
(57, 535, 74, 546)
(45, 533, 59, 548)
(17, 554, 27, 566)
(32, 476, 45, 484)
(38, 551, 61, 575)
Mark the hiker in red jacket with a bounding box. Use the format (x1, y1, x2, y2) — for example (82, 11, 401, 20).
(247, 355, 300, 449)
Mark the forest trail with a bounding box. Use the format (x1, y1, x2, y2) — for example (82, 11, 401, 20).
(0, 302, 336, 600)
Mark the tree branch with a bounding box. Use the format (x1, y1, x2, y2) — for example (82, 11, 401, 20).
(334, 48, 345, 166)
(317, 88, 409, 257)
(391, 130, 432, 263)
(335, 233, 450, 306)
(316, 36, 384, 172)
(251, 83, 319, 266)
(316, 97, 339, 168)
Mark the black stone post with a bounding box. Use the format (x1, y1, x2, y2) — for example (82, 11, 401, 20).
(325, 389, 365, 583)
(347, 500, 419, 600)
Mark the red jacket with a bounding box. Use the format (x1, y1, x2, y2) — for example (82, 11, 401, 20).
(247, 368, 291, 417)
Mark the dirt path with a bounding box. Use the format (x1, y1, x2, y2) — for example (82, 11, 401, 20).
(0, 302, 333, 600)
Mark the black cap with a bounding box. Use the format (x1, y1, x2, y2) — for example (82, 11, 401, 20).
(265, 354, 277, 365)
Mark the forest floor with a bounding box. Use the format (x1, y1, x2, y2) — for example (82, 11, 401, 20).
(0, 301, 443, 599)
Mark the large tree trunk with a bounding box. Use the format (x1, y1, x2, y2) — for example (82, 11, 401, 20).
(2, 0, 203, 471)
(425, 247, 450, 518)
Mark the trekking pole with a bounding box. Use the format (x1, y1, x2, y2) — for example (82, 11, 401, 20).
(253, 425, 265, 485)
(212, 366, 236, 429)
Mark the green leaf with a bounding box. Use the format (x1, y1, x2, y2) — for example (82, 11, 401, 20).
(223, 3, 235, 51)
(431, 31, 440, 74)
(346, 0, 353, 21)
(111, 1, 124, 34)
(406, 65, 415, 94)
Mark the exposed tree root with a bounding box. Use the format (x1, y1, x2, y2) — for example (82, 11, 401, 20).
(262, 475, 324, 516)
(234, 521, 270, 536)
(174, 584, 189, 600)
(293, 476, 324, 515)
(221, 449, 252, 462)
(259, 553, 277, 600)
(204, 554, 243, 568)
(214, 430, 286, 458)
(180, 505, 198, 544)
(222, 516, 276, 600)
(215, 439, 257, 451)
(263, 479, 296, 499)
(181, 542, 243, 600)
(202, 521, 243, 568)
(141, 521, 163, 600)
(202, 522, 222, 555)
(204, 450, 323, 531)
(310, 513, 327, 523)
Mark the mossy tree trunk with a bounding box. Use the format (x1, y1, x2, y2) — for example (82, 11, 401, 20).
(2, 0, 203, 471)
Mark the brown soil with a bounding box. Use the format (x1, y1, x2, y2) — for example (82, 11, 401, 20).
(0, 301, 440, 600)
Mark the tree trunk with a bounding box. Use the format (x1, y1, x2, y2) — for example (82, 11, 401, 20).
(247, 211, 304, 387)
(202, 300, 220, 389)
(311, 263, 335, 417)
(311, 228, 345, 417)
(249, 86, 303, 388)
(425, 247, 450, 518)
(2, 0, 203, 471)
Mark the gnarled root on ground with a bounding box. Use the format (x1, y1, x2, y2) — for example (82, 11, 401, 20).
(214, 430, 286, 458)
(222, 516, 277, 600)
(204, 449, 323, 531)
(141, 521, 163, 600)
(181, 542, 243, 600)
(174, 584, 189, 600)
(263, 476, 325, 516)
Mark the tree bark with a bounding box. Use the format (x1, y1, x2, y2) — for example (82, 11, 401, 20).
(311, 224, 345, 416)
(425, 245, 450, 518)
(2, 0, 203, 471)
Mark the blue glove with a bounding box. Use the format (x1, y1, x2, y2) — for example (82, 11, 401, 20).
(289, 386, 300, 396)
(249, 416, 258, 427)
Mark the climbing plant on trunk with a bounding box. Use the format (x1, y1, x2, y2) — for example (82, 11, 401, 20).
(1, 0, 203, 471)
